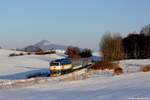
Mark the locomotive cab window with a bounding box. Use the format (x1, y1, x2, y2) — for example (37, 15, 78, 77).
(50, 62, 60, 66)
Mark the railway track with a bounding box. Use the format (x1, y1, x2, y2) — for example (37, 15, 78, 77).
(26, 64, 92, 79)
(0, 65, 92, 89)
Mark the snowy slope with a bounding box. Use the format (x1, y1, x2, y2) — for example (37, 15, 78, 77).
(0, 49, 150, 100)
(0, 72, 150, 100)
(0, 49, 64, 80)
(119, 59, 150, 73)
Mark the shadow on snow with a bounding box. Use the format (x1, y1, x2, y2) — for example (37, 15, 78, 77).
(0, 67, 51, 80)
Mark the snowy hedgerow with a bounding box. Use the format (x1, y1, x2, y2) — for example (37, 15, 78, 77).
(114, 67, 123, 75)
(140, 65, 150, 72)
(90, 61, 119, 70)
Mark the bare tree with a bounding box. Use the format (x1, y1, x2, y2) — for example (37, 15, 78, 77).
(66, 46, 81, 59)
(123, 33, 150, 59)
(100, 32, 124, 61)
(140, 24, 150, 36)
(80, 48, 92, 58)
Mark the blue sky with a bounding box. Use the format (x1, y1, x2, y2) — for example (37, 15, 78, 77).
(0, 0, 150, 51)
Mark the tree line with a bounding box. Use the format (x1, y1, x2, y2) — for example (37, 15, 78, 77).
(100, 24, 150, 61)
(65, 46, 92, 59)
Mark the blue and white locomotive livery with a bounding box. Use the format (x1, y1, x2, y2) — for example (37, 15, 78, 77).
(49, 58, 73, 76)
(49, 58, 92, 76)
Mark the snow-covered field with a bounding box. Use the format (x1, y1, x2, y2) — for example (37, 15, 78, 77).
(0, 49, 150, 100)
(119, 59, 150, 73)
(0, 49, 65, 80)
(0, 72, 150, 100)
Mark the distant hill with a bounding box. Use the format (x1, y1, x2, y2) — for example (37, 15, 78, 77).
(22, 40, 67, 52)
(23, 45, 40, 52)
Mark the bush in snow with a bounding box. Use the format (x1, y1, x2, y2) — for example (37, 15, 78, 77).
(90, 61, 123, 75)
(114, 67, 123, 75)
(19, 53, 24, 56)
(35, 49, 56, 55)
(140, 65, 150, 72)
(35, 48, 45, 55)
(27, 52, 32, 55)
(90, 61, 119, 70)
(44, 50, 56, 54)
(9, 53, 17, 57)
(9, 53, 24, 57)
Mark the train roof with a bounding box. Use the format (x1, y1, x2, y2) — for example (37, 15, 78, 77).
(51, 58, 71, 63)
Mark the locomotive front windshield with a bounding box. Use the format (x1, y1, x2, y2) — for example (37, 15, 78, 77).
(50, 59, 72, 66)
(50, 62, 60, 66)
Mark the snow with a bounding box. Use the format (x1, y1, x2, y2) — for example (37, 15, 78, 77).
(0, 49, 150, 100)
(119, 59, 150, 73)
(92, 52, 103, 57)
(0, 72, 150, 100)
(0, 49, 64, 80)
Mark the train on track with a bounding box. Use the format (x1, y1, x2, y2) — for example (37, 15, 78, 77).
(49, 58, 92, 76)
(26, 58, 92, 78)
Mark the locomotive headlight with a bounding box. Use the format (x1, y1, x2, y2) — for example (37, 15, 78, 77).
(50, 66, 62, 70)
